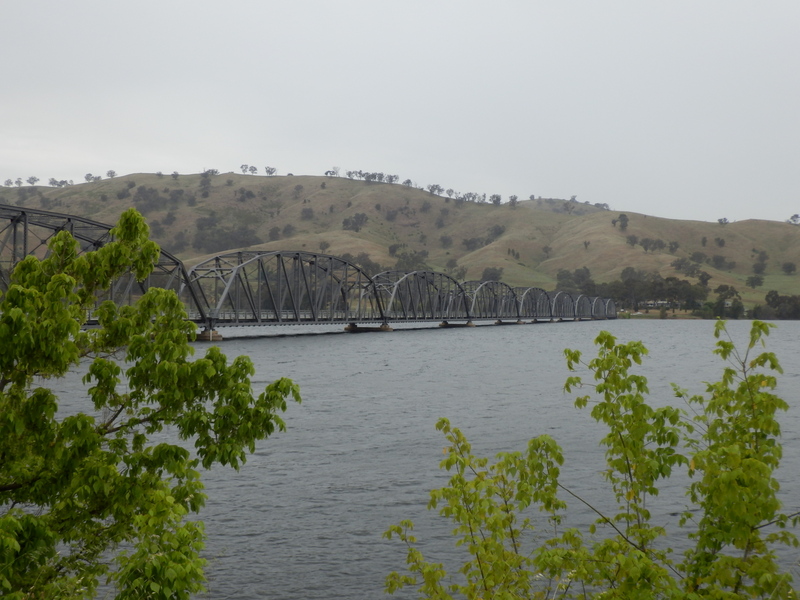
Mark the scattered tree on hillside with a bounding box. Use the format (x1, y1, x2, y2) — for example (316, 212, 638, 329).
(171, 171, 179, 179)
(715, 237, 726, 247)
(782, 261, 796, 275)
(427, 184, 443, 196)
(319, 240, 330, 252)
(746, 275, 764, 289)
(542, 245, 552, 258)
(668, 241, 680, 254)
(626, 234, 639, 247)
(480, 266, 504, 282)
(240, 164, 249, 174)
(752, 249, 769, 275)
(618, 213, 629, 231)
(486, 224, 506, 243)
(264, 166, 277, 176)
(508, 195, 518, 208)
(394, 250, 429, 272)
(3, 179, 12, 187)
(26, 176, 39, 186)
(490, 194, 502, 206)
(691, 251, 707, 263)
(556, 266, 595, 296)
(342, 213, 368, 232)
(718, 217, 729, 225)
(106, 170, 116, 178)
(84, 173, 94, 182)
(462, 237, 485, 251)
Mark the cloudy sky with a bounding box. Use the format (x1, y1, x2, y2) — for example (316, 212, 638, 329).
(2, 1, 798, 223)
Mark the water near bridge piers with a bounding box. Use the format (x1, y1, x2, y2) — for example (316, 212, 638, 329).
(89, 320, 800, 599)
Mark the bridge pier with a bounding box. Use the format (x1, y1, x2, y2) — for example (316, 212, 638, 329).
(197, 328, 223, 341)
(344, 323, 394, 333)
(493, 320, 525, 325)
(439, 321, 476, 328)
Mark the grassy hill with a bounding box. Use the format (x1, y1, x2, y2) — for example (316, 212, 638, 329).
(3, 172, 800, 308)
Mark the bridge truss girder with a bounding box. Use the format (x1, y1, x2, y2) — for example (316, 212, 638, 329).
(515, 287, 552, 321)
(0, 204, 205, 321)
(372, 270, 471, 322)
(184, 251, 385, 327)
(550, 291, 576, 320)
(461, 280, 521, 320)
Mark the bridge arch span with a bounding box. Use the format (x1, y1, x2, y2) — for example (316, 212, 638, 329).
(550, 291, 576, 320)
(515, 287, 552, 321)
(372, 270, 470, 322)
(184, 251, 384, 327)
(0, 203, 206, 320)
(574, 294, 594, 320)
(460, 280, 520, 320)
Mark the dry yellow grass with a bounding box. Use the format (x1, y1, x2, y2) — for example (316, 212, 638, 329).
(4, 173, 800, 304)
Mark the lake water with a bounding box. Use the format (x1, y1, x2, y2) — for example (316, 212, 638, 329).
(179, 319, 800, 599)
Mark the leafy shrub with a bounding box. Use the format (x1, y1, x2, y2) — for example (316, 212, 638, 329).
(386, 322, 798, 599)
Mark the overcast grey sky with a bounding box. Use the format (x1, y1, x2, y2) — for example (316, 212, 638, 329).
(2, 1, 798, 223)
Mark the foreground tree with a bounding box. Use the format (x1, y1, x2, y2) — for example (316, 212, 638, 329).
(386, 321, 798, 599)
(0, 209, 300, 598)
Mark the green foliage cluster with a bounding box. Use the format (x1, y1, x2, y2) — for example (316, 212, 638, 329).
(755, 291, 800, 320)
(386, 321, 798, 599)
(192, 211, 261, 253)
(342, 213, 369, 232)
(0, 210, 300, 598)
(339, 252, 386, 277)
(393, 250, 430, 273)
(480, 267, 504, 282)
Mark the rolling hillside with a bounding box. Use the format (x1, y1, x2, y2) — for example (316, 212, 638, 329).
(3, 172, 799, 307)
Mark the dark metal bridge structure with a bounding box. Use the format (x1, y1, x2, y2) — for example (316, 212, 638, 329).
(0, 204, 616, 334)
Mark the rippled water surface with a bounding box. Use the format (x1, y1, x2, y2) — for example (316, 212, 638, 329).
(172, 319, 800, 599)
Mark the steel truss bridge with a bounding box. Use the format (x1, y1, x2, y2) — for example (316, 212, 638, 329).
(0, 204, 616, 333)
